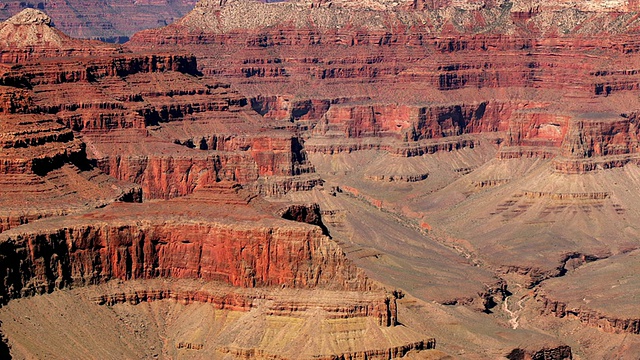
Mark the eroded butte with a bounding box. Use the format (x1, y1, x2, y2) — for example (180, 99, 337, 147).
(1, 1, 640, 359)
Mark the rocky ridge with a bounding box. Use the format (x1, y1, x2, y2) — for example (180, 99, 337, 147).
(175, 0, 640, 34)
(535, 250, 640, 335)
(130, 0, 640, 177)
(1, 0, 638, 358)
(125, 0, 640, 357)
(0, 10, 436, 359)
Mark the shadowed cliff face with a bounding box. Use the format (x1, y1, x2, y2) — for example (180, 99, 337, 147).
(279, 203, 330, 236)
(0, 330, 9, 360)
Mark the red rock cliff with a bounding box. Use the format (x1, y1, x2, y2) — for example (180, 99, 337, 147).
(0, 197, 376, 304)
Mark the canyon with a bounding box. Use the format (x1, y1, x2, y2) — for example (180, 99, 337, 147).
(1, 0, 640, 358)
(0, 0, 197, 43)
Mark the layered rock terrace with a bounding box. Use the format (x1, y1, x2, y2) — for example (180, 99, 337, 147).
(0, 1, 197, 43)
(0, 10, 439, 359)
(129, 0, 640, 176)
(125, 1, 640, 356)
(1, 0, 640, 358)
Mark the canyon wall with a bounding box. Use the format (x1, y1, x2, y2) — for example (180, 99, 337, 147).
(0, 13, 319, 199)
(0, 0, 197, 43)
(126, 0, 640, 175)
(536, 291, 640, 334)
(0, 216, 376, 299)
(0, 56, 143, 234)
(91, 279, 399, 326)
(4, 3, 639, 358)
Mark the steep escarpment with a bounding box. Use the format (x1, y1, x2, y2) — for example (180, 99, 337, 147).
(0, 87, 140, 234)
(0, 186, 377, 303)
(0, 219, 363, 298)
(125, 2, 640, 357)
(0, 41, 319, 199)
(0, 181, 439, 358)
(128, 0, 640, 175)
(535, 250, 640, 335)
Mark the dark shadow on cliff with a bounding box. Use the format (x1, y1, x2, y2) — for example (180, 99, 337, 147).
(0, 326, 12, 359)
(279, 203, 331, 237)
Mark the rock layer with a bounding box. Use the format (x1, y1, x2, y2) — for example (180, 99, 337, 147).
(6, 1, 640, 358)
(0, 29, 318, 198)
(535, 250, 640, 335)
(129, 0, 640, 175)
(0, 280, 433, 360)
(0, 1, 197, 42)
(0, 84, 141, 234)
(90, 279, 397, 326)
(0, 188, 376, 303)
(124, 1, 640, 357)
(0, 9, 122, 62)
